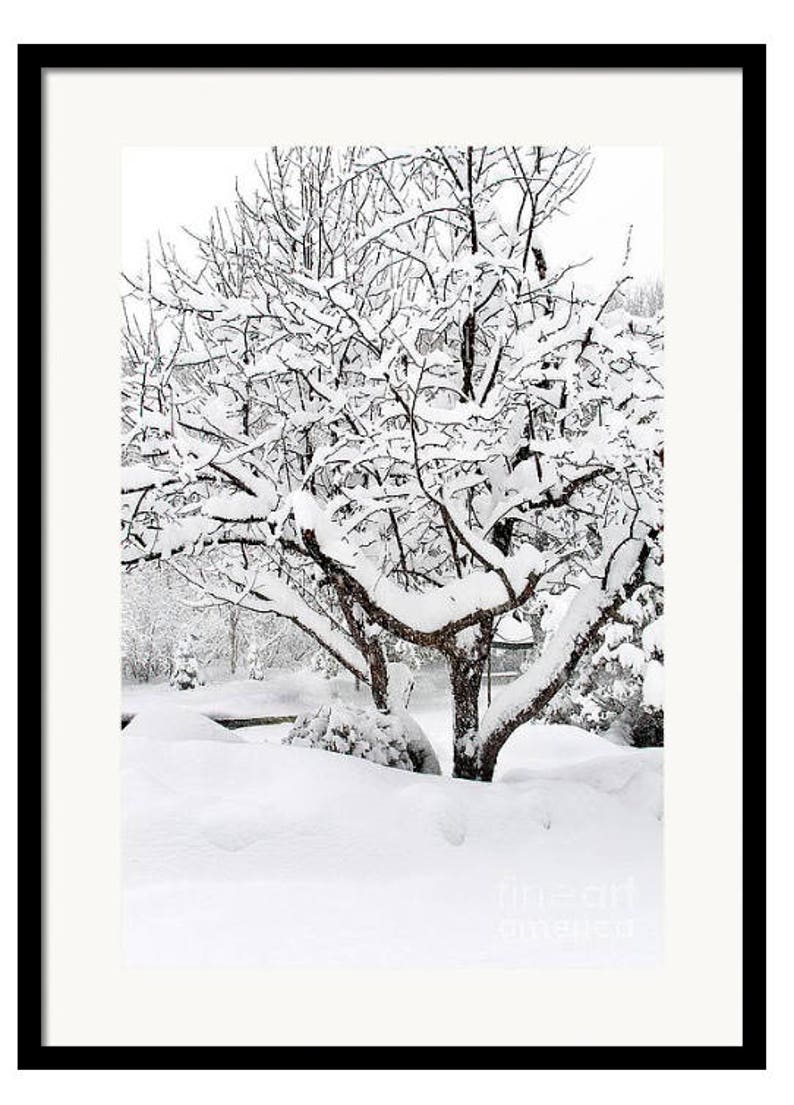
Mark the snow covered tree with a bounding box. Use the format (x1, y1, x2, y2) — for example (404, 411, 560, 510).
(309, 647, 340, 680)
(226, 605, 243, 674)
(620, 276, 664, 318)
(122, 145, 663, 779)
(244, 617, 311, 679)
(122, 561, 233, 681)
(122, 564, 178, 682)
(247, 638, 265, 680)
(170, 636, 200, 690)
(255, 616, 312, 669)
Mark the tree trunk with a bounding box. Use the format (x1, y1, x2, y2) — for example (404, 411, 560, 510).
(449, 641, 489, 780)
(228, 608, 239, 674)
(367, 640, 390, 712)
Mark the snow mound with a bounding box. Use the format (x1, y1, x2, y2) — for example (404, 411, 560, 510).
(124, 704, 244, 744)
(197, 797, 273, 851)
(494, 725, 663, 820)
(400, 782, 467, 845)
(123, 728, 663, 967)
(492, 723, 626, 777)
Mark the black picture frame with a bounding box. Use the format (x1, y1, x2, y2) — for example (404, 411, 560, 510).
(18, 44, 767, 1071)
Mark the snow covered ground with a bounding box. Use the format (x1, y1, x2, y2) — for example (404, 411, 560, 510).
(122, 670, 663, 967)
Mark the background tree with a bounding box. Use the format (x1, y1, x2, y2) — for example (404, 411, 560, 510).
(170, 636, 201, 690)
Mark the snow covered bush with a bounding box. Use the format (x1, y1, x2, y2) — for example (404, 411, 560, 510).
(284, 704, 440, 774)
(608, 699, 663, 748)
(170, 637, 200, 691)
(542, 585, 664, 746)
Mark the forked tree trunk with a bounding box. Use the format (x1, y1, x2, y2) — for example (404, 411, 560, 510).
(450, 655, 484, 779)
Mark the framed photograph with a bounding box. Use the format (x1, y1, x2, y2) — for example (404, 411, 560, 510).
(19, 46, 765, 1068)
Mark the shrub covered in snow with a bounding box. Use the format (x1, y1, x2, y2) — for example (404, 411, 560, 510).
(541, 584, 664, 745)
(170, 637, 201, 691)
(608, 700, 663, 748)
(394, 709, 442, 775)
(284, 704, 440, 774)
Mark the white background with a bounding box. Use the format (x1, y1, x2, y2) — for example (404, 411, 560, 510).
(0, 3, 790, 1102)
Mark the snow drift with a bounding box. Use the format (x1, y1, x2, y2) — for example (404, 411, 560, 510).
(123, 705, 662, 967)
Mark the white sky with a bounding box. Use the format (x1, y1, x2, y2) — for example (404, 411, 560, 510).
(123, 146, 662, 288)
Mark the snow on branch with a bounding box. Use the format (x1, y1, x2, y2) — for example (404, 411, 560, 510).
(479, 527, 655, 771)
(171, 563, 370, 685)
(291, 490, 547, 644)
(121, 463, 180, 494)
